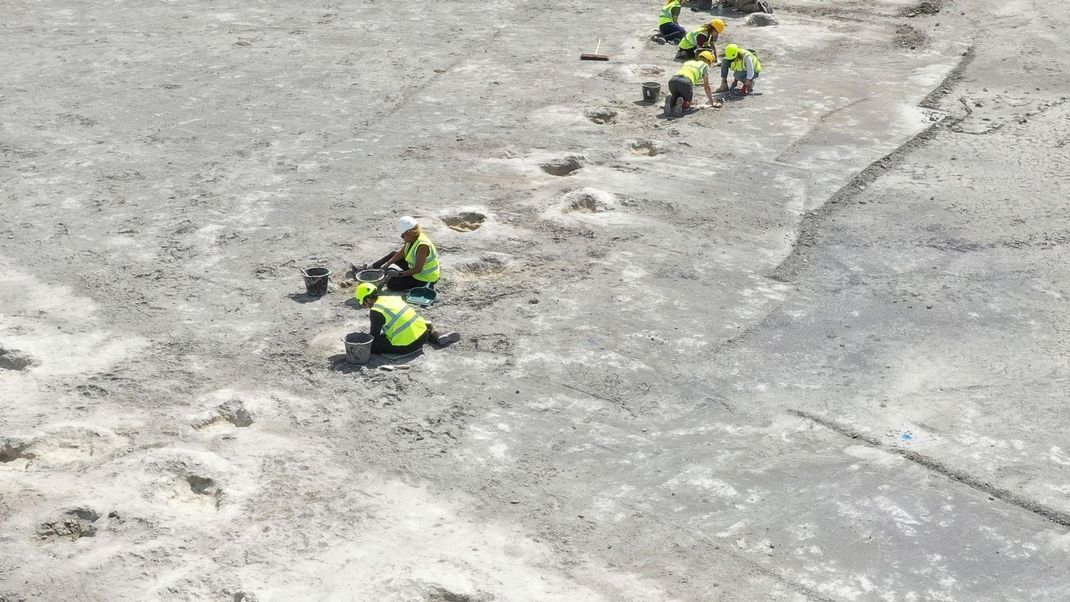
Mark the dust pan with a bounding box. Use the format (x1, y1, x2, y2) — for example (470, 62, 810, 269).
(404, 287, 437, 307)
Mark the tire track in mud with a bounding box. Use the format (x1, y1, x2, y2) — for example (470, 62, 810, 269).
(790, 409, 1070, 528)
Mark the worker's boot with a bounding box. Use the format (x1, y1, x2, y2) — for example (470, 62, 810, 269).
(664, 94, 674, 116)
(432, 331, 461, 346)
(730, 79, 739, 90)
(682, 100, 691, 112)
(673, 97, 685, 117)
(714, 79, 729, 93)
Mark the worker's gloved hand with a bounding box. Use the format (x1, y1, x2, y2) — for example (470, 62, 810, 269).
(740, 82, 751, 95)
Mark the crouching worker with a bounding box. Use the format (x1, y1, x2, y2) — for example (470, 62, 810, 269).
(665, 51, 719, 116)
(716, 43, 763, 94)
(355, 283, 460, 354)
(676, 19, 724, 60)
(656, 0, 685, 43)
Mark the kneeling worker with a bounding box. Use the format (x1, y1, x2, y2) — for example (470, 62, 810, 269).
(665, 51, 718, 116)
(355, 283, 460, 354)
(369, 216, 441, 292)
(676, 20, 724, 60)
(716, 43, 763, 94)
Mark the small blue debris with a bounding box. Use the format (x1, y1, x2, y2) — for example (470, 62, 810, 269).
(901, 432, 913, 442)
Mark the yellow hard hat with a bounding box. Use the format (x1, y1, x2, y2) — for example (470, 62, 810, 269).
(698, 51, 715, 63)
(724, 43, 740, 60)
(711, 19, 725, 33)
(355, 282, 378, 303)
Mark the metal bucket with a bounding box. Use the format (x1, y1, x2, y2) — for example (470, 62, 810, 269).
(301, 267, 331, 296)
(343, 332, 373, 364)
(641, 82, 661, 103)
(355, 268, 387, 289)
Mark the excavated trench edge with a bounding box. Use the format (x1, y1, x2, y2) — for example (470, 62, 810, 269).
(769, 46, 976, 282)
(790, 409, 1070, 528)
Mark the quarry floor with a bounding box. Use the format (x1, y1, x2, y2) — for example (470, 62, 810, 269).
(1, 0, 1069, 600)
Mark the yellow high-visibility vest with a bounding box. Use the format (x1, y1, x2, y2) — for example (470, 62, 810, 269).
(371, 295, 427, 346)
(730, 49, 763, 74)
(404, 233, 440, 283)
(658, 0, 681, 26)
(679, 29, 709, 50)
(676, 60, 709, 85)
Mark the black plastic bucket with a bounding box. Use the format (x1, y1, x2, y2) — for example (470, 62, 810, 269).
(641, 82, 661, 103)
(343, 332, 374, 364)
(302, 267, 331, 296)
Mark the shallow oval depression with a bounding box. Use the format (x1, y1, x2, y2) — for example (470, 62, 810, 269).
(586, 108, 618, 125)
(441, 211, 487, 232)
(630, 140, 662, 157)
(455, 254, 511, 280)
(560, 189, 616, 214)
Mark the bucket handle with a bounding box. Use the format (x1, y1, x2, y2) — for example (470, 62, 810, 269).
(299, 267, 310, 278)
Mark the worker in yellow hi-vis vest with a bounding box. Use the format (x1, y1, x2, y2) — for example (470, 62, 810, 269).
(355, 283, 460, 354)
(716, 44, 763, 95)
(675, 19, 724, 60)
(367, 215, 442, 292)
(665, 51, 719, 117)
(656, 0, 685, 43)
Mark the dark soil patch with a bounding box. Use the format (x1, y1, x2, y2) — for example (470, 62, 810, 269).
(187, 475, 224, 508)
(0, 348, 36, 371)
(37, 508, 100, 541)
(540, 155, 584, 176)
(895, 24, 927, 49)
(0, 441, 32, 463)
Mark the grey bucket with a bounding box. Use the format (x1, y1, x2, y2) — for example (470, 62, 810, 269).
(355, 268, 387, 288)
(343, 332, 374, 364)
(641, 82, 661, 103)
(301, 267, 331, 296)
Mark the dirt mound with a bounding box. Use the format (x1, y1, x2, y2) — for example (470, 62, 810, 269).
(37, 508, 100, 541)
(746, 13, 777, 26)
(0, 347, 36, 371)
(540, 155, 584, 176)
(895, 24, 927, 49)
(441, 211, 487, 232)
(903, 0, 941, 15)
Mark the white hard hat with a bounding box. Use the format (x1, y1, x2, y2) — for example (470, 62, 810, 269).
(396, 216, 418, 236)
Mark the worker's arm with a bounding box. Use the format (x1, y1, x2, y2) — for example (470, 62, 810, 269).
(703, 75, 715, 105)
(671, 5, 680, 22)
(400, 245, 428, 277)
(368, 310, 385, 338)
(744, 55, 756, 82)
(372, 248, 404, 269)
